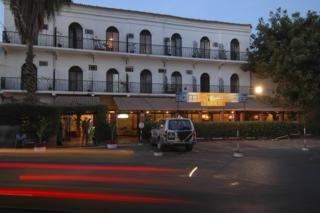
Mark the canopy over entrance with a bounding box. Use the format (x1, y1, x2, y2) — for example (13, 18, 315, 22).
(113, 97, 202, 111)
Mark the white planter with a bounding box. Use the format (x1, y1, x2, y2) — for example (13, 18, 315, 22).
(233, 151, 244, 158)
(153, 152, 163, 157)
(107, 144, 118, 149)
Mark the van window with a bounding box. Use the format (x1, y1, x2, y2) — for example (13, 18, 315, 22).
(168, 120, 192, 131)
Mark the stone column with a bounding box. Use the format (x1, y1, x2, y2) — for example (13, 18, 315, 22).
(220, 111, 224, 122)
(240, 112, 245, 122)
(279, 112, 284, 122)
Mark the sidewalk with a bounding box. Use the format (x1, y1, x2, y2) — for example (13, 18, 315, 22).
(0, 146, 137, 156)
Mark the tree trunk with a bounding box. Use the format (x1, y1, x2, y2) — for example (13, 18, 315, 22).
(24, 41, 38, 103)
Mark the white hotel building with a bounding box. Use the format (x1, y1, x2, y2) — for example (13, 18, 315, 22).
(0, 3, 297, 138)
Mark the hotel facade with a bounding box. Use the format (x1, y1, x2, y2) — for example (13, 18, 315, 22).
(0, 3, 298, 139)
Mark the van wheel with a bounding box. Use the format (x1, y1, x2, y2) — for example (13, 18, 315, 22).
(186, 144, 193, 151)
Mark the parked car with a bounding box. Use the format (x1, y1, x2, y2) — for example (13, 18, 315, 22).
(151, 118, 197, 151)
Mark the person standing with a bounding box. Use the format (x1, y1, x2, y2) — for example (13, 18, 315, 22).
(81, 118, 88, 146)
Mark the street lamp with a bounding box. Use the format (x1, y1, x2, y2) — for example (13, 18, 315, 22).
(254, 86, 264, 95)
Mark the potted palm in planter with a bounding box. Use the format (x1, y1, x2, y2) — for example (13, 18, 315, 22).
(34, 117, 49, 152)
(107, 121, 118, 149)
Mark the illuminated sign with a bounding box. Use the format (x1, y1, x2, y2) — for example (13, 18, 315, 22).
(188, 93, 239, 107)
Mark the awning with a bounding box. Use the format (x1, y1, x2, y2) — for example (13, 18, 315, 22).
(54, 96, 100, 106)
(224, 99, 298, 112)
(113, 97, 202, 111)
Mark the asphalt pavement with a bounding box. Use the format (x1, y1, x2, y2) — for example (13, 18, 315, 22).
(0, 139, 319, 213)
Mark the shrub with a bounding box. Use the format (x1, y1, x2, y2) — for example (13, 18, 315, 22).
(0, 103, 59, 141)
(194, 122, 303, 139)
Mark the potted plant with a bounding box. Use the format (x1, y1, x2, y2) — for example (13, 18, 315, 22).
(34, 117, 49, 151)
(107, 121, 117, 149)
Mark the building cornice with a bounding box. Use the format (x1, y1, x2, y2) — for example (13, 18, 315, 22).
(65, 3, 252, 32)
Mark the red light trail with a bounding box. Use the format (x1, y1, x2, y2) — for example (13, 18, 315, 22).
(20, 174, 175, 186)
(0, 162, 181, 173)
(0, 188, 188, 205)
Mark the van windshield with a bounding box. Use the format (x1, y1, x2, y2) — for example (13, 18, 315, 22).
(168, 120, 192, 131)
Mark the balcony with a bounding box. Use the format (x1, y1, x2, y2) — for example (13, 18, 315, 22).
(2, 31, 248, 61)
(0, 77, 251, 95)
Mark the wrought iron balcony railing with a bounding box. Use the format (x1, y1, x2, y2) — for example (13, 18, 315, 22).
(0, 77, 251, 95)
(2, 31, 248, 61)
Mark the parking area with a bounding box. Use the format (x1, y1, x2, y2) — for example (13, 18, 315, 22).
(0, 139, 319, 212)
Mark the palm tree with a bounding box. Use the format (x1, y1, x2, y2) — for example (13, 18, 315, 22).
(4, 0, 72, 103)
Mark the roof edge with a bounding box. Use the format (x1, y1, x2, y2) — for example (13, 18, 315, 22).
(71, 3, 252, 28)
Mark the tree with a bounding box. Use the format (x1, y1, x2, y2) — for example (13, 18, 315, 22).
(4, 0, 72, 103)
(242, 9, 320, 111)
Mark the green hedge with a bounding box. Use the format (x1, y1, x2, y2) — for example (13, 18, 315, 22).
(194, 122, 303, 138)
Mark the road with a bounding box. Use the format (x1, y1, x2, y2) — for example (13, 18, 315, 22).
(0, 139, 319, 213)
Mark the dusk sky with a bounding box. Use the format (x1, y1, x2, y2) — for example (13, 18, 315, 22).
(0, 0, 319, 32)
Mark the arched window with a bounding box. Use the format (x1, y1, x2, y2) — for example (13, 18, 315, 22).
(21, 64, 37, 90)
(140, 70, 152, 93)
(171, 71, 182, 93)
(230, 74, 239, 93)
(140, 30, 152, 54)
(200, 37, 210, 58)
(69, 23, 83, 49)
(106, 27, 119, 52)
(230, 39, 240, 60)
(106, 69, 119, 92)
(200, 73, 210, 92)
(69, 66, 83, 91)
(219, 78, 224, 93)
(171, 33, 182, 57)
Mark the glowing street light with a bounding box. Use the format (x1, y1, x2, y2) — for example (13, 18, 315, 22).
(254, 86, 264, 95)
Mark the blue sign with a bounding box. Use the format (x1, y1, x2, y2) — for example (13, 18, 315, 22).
(239, 93, 248, 103)
(176, 92, 188, 102)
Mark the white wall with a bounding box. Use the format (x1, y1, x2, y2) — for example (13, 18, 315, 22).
(1, 3, 251, 94)
(1, 49, 250, 86)
(3, 3, 251, 52)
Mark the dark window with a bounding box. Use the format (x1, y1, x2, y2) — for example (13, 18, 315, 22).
(42, 24, 48, 30)
(126, 33, 135, 53)
(158, 69, 166, 74)
(171, 33, 182, 56)
(106, 69, 119, 92)
(85, 29, 94, 35)
(89, 65, 97, 71)
(200, 37, 210, 58)
(186, 70, 193, 75)
(106, 27, 119, 52)
(200, 73, 210, 92)
(168, 120, 192, 131)
(39, 61, 48, 67)
(125, 66, 134, 72)
(140, 69, 152, 93)
(230, 74, 239, 93)
(219, 78, 224, 93)
(171, 71, 182, 93)
(69, 23, 83, 49)
(140, 30, 152, 54)
(21, 64, 37, 90)
(230, 39, 240, 60)
(69, 66, 83, 91)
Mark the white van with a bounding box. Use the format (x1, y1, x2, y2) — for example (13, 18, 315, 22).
(151, 118, 197, 151)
